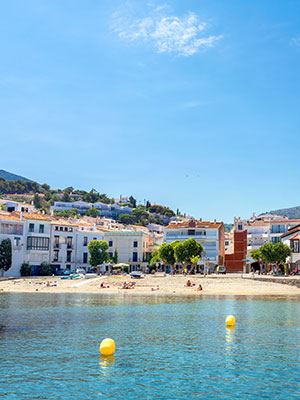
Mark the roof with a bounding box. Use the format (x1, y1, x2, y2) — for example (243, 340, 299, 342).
(290, 234, 300, 240)
(165, 220, 223, 230)
(12, 211, 53, 221)
(0, 213, 23, 222)
(51, 219, 79, 227)
(281, 224, 300, 238)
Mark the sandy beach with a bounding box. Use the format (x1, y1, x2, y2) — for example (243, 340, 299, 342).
(1, 274, 300, 296)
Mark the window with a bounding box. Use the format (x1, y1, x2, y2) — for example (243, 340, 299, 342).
(39, 224, 44, 233)
(109, 252, 113, 258)
(132, 252, 138, 262)
(133, 241, 138, 248)
(294, 241, 299, 253)
(238, 224, 243, 231)
(55, 226, 59, 231)
(14, 237, 21, 247)
(271, 225, 285, 234)
(29, 223, 34, 233)
(109, 240, 113, 247)
(93, 237, 97, 241)
(66, 250, 72, 262)
(59, 227, 63, 231)
(64, 227, 68, 232)
(83, 252, 88, 263)
(83, 236, 88, 246)
(53, 250, 59, 262)
(67, 237, 73, 249)
(188, 229, 195, 236)
(271, 237, 281, 243)
(27, 237, 49, 251)
(54, 235, 59, 248)
(1, 223, 23, 235)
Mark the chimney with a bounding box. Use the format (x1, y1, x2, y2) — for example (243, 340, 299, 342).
(214, 219, 216, 223)
(20, 212, 24, 220)
(199, 218, 202, 222)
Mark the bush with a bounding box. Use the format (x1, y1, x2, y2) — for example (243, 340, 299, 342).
(38, 263, 53, 276)
(20, 262, 32, 276)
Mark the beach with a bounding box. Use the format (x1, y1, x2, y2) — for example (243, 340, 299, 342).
(1, 274, 300, 296)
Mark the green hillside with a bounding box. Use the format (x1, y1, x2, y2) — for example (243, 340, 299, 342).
(0, 169, 32, 182)
(262, 206, 300, 219)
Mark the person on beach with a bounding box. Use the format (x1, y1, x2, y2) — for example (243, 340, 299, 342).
(186, 280, 192, 287)
(197, 284, 203, 291)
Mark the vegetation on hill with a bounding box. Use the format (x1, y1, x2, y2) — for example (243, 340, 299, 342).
(0, 169, 32, 182)
(261, 206, 300, 220)
(0, 178, 179, 226)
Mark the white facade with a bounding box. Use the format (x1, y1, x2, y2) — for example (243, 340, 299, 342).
(234, 215, 300, 260)
(163, 220, 225, 265)
(103, 231, 150, 270)
(0, 215, 25, 276)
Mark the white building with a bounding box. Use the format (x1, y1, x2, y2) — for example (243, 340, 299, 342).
(163, 219, 225, 266)
(281, 224, 300, 270)
(0, 199, 35, 213)
(0, 213, 25, 276)
(103, 230, 150, 271)
(234, 214, 300, 260)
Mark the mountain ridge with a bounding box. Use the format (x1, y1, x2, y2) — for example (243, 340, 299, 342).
(0, 169, 32, 182)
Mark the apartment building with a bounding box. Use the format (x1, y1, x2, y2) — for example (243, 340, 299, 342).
(163, 219, 225, 266)
(0, 199, 35, 213)
(234, 214, 300, 260)
(103, 230, 150, 271)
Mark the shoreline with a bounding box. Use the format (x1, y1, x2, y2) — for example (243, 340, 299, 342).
(1, 275, 300, 297)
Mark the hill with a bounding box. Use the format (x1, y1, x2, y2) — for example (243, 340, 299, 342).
(0, 169, 32, 182)
(262, 206, 300, 219)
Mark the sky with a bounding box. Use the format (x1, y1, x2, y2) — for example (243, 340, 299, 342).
(1, 0, 300, 222)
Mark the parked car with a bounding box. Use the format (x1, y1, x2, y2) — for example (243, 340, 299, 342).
(217, 265, 226, 274)
(55, 269, 71, 276)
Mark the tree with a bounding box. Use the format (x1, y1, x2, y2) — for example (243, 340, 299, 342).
(41, 183, 50, 191)
(129, 196, 136, 208)
(250, 249, 264, 263)
(20, 262, 32, 276)
(38, 262, 52, 276)
(85, 208, 100, 218)
(190, 255, 201, 273)
(174, 242, 186, 264)
(159, 243, 175, 270)
(53, 208, 79, 218)
(146, 200, 151, 209)
(183, 238, 203, 263)
(62, 191, 71, 202)
(149, 249, 161, 267)
(0, 238, 12, 276)
(119, 213, 136, 225)
(112, 250, 118, 264)
(88, 240, 109, 267)
(259, 242, 291, 273)
(33, 193, 41, 209)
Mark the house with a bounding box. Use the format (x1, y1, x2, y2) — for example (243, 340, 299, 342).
(163, 218, 225, 267)
(281, 224, 300, 270)
(102, 230, 150, 272)
(0, 199, 35, 213)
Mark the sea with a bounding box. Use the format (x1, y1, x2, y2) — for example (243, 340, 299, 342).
(1, 293, 300, 399)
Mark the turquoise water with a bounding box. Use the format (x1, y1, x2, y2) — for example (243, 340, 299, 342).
(1, 294, 300, 399)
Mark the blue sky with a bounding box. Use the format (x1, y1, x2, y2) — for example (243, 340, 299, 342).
(1, 0, 300, 222)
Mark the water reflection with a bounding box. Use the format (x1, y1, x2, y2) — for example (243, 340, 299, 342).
(99, 355, 115, 379)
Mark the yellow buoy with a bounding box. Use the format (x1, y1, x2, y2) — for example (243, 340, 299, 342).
(99, 338, 116, 356)
(226, 315, 236, 326)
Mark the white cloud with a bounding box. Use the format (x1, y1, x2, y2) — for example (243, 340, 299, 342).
(112, 7, 223, 56)
(292, 37, 300, 47)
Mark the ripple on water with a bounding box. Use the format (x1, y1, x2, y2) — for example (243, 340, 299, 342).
(1, 293, 300, 399)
